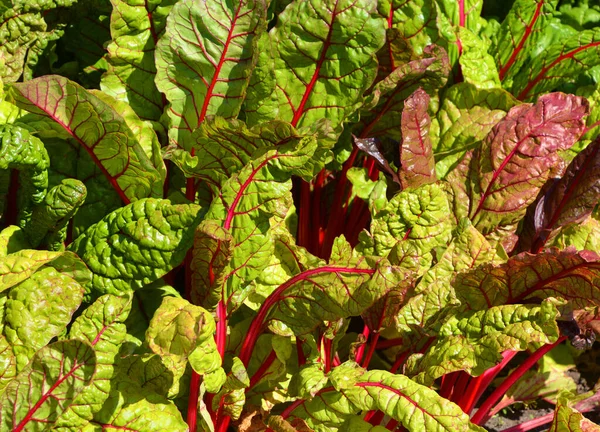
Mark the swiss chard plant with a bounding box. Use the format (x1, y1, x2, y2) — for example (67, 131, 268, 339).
(1, 0, 600, 431)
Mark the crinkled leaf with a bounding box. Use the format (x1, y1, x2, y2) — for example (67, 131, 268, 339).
(4, 265, 84, 359)
(245, 0, 385, 138)
(363, 182, 452, 258)
(512, 28, 600, 101)
(290, 364, 328, 399)
(467, 92, 589, 234)
(0, 249, 64, 292)
(491, 0, 558, 83)
(0, 340, 96, 431)
(458, 27, 501, 89)
(0, 124, 49, 226)
(82, 380, 187, 432)
(396, 218, 501, 333)
(344, 370, 485, 431)
(101, 0, 176, 124)
(55, 294, 132, 429)
(550, 217, 600, 252)
(0, 335, 15, 394)
(24, 179, 86, 250)
(200, 136, 319, 309)
(432, 82, 520, 178)
(358, 45, 450, 140)
(454, 248, 600, 309)
(212, 357, 249, 420)
(156, 0, 267, 149)
(549, 392, 600, 432)
(69, 198, 202, 296)
(407, 301, 559, 384)
(399, 88, 436, 189)
(9, 75, 165, 204)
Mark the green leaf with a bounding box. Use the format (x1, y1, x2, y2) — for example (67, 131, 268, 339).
(212, 357, 249, 420)
(0, 249, 64, 293)
(458, 27, 501, 89)
(53, 294, 133, 429)
(290, 363, 328, 399)
(454, 248, 600, 309)
(512, 28, 600, 101)
(363, 183, 453, 258)
(550, 217, 600, 252)
(0, 124, 50, 226)
(465, 92, 589, 235)
(432, 82, 520, 179)
(0, 335, 16, 394)
(81, 380, 187, 432)
(399, 88, 437, 189)
(245, 0, 385, 138)
(4, 265, 85, 359)
(155, 0, 267, 150)
(549, 392, 600, 432)
(0, 226, 29, 257)
(344, 370, 485, 431)
(9, 75, 165, 204)
(24, 179, 86, 250)
(396, 218, 502, 333)
(358, 45, 450, 141)
(408, 301, 559, 384)
(69, 198, 202, 296)
(198, 135, 320, 309)
(491, 0, 558, 84)
(101, 0, 176, 124)
(0, 340, 96, 431)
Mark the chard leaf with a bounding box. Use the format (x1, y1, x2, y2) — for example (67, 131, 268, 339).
(0, 124, 49, 226)
(101, 0, 176, 124)
(24, 179, 86, 250)
(245, 0, 385, 137)
(358, 45, 450, 140)
(55, 294, 133, 429)
(549, 392, 600, 432)
(0, 249, 64, 292)
(491, 0, 558, 83)
(166, 118, 310, 191)
(523, 137, 600, 252)
(81, 380, 187, 432)
(512, 28, 600, 101)
(69, 198, 202, 296)
(397, 218, 501, 333)
(467, 92, 589, 235)
(432, 82, 520, 178)
(9, 76, 165, 204)
(197, 135, 319, 309)
(363, 182, 452, 258)
(408, 301, 559, 384)
(376, 0, 444, 57)
(399, 88, 437, 189)
(458, 27, 501, 90)
(344, 370, 485, 431)
(0, 335, 15, 394)
(550, 217, 600, 252)
(4, 265, 85, 361)
(286, 387, 359, 431)
(212, 357, 249, 420)
(0, 226, 29, 257)
(454, 248, 600, 309)
(146, 297, 218, 371)
(155, 0, 266, 149)
(0, 340, 96, 431)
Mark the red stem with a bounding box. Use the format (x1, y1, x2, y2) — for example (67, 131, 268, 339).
(471, 337, 567, 425)
(216, 301, 227, 359)
(389, 351, 410, 374)
(186, 371, 201, 431)
(297, 181, 312, 249)
(249, 350, 277, 390)
(215, 415, 231, 432)
(355, 325, 370, 365)
(439, 371, 460, 400)
(499, 413, 554, 432)
(297, 338, 306, 366)
(311, 171, 325, 255)
(361, 332, 380, 369)
(452, 371, 471, 404)
(323, 336, 333, 373)
(460, 350, 518, 415)
(376, 337, 404, 350)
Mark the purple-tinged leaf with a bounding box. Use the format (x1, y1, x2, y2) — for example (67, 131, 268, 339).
(0, 340, 96, 432)
(353, 137, 399, 185)
(468, 92, 589, 234)
(155, 0, 267, 150)
(522, 137, 600, 253)
(9, 76, 165, 204)
(512, 29, 600, 101)
(454, 248, 600, 310)
(399, 88, 436, 189)
(245, 0, 385, 139)
(491, 0, 558, 83)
